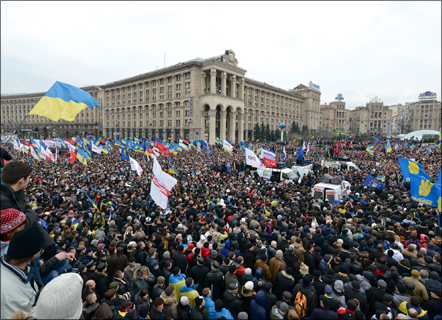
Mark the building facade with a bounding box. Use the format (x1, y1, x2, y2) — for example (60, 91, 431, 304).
(1, 50, 320, 145)
(408, 99, 441, 133)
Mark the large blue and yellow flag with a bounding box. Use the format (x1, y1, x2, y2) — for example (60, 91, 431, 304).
(386, 140, 392, 153)
(121, 147, 129, 161)
(81, 189, 99, 211)
(410, 172, 441, 208)
(76, 149, 88, 165)
(101, 146, 110, 154)
(114, 140, 122, 147)
(362, 174, 385, 189)
(28, 81, 99, 122)
(215, 137, 222, 145)
(398, 158, 429, 183)
(134, 144, 144, 153)
(127, 140, 135, 150)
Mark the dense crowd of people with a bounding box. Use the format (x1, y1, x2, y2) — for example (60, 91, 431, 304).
(0, 137, 441, 320)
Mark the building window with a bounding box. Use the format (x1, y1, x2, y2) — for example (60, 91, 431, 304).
(176, 111, 180, 117)
(176, 120, 180, 126)
(159, 79, 164, 85)
(176, 93, 181, 99)
(185, 72, 190, 79)
(176, 75, 181, 81)
(185, 82, 191, 89)
(160, 87, 164, 93)
(176, 84, 181, 90)
(168, 77, 172, 83)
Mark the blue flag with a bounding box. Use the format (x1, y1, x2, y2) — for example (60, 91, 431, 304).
(375, 137, 380, 143)
(121, 147, 129, 161)
(398, 158, 428, 183)
(362, 174, 385, 189)
(296, 147, 304, 161)
(410, 172, 441, 208)
(437, 169, 442, 186)
(226, 164, 231, 173)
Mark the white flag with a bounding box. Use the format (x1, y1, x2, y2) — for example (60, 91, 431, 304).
(30, 146, 40, 162)
(306, 142, 310, 155)
(246, 148, 265, 170)
(150, 157, 177, 209)
(91, 144, 102, 154)
(129, 156, 143, 176)
(223, 139, 234, 153)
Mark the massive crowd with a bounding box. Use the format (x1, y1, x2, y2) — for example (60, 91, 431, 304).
(0, 137, 441, 320)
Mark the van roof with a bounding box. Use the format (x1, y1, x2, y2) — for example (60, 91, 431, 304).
(313, 183, 340, 190)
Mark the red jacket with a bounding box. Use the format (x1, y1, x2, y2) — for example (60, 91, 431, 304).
(201, 246, 211, 260)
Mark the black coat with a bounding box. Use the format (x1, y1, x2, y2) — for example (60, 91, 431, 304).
(344, 288, 369, 318)
(151, 284, 165, 302)
(205, 269, 224, 302)
(189, 306, 206, 320)
(223, 290, 242, 319)
(263, 289, 278, 318)
(115, 278, 128, 295)
(190, 265, 209, 295)
(274, 271, 295, 300)
(172, 252, 188, 274)
(305, 251, 316, 273)
(95, 272, 110, 301)
(135, 248, 147, 266)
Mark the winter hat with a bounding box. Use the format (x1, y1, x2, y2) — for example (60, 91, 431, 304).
(303, 274, 312, 287)
(430, 271, 439, 280)
(244, 281, 254, 291)
(411, 269, 420, 278)
(245, 268, 252, 275)
(279, 302, 289, 313)
(165, 285, 175, 296)
(157, 276, 165, 285)
(283, 291, 292, 301)
(325, 285, 333, 294)
(378, 279, 387, 289)
(97, 243, 105, 250)
(195, 297, 204, 308)
(334, 280, 344, 292)
(163, 251, 170, 259)
(119, 301, 133, 312)
(288, 245, 294, 252)
(108, 247, 115, 254)
(7, 226, 44, 259)
(229, 264, 237, 274)
(109, 282, 119, 290)
(0, 208, 27, 236)
(352, 280, 360, 290)
(34, 273, 83, 319)
(215, 299, 223, 312)
(419, 270, 429, 280)
(180, 296, 189, 306)
(238, 312, 248, 320)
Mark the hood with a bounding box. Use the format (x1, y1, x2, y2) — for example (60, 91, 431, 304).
(281, 271, 294, 281)
(255, 267, 264, 279)
(271, 305, 284, 319)
(160, 292, 177, 305)
(241, 286, 254, 298)
(254, 290, 266, 307)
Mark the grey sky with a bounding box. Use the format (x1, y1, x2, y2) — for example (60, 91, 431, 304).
(1, 1, 440, 109)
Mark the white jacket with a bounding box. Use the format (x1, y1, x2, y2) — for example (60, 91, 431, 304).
(1, 257, 39, 319)
(391, 249, 404, 263)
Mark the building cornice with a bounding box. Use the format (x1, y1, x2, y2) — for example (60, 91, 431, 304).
(244, 78, 305, 100)
(201, 60, 246, 75)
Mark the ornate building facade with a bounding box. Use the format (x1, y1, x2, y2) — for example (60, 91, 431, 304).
(1, 50, 321, 144)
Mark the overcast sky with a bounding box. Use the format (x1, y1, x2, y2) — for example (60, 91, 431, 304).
(1, 1, 441, 109)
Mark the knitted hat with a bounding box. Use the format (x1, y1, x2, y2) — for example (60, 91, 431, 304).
(378, 279, 387, 289)
(165, 285, 174, 296)
(7, 226, 44, 259)
(180, 296, 189, 306)
(163, 251, 170, 258)
(279, 302, 289, 313)
(244, 281, 254, 291)
(0, 208, 27, 236)
(139, 305, 150, 318)
(325, 285, 333, 294)
(238, 312, 249, 319)
(195, 297, 204, 308)
(34, 273, 83, 319)
(419, 270, 429, 280)
(109, 282, 119, 290)
(334, 280, 344, 292)
(157, 276, 165, 285)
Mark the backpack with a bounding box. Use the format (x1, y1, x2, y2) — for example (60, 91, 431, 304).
(294, 291, 309, 318)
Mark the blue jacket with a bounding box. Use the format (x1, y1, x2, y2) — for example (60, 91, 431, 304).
(145, 256, 162, 278)
(249, 291, 267, 320)
(309, 307, 339, 320)
(319, 259, 330, 275)
(207, 307, 233, 320)
(221, 246, 230, 258)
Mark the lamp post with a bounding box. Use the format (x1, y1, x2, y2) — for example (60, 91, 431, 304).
(279, 122, 286, 142)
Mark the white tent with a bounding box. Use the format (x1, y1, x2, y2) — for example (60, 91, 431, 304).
(400, 130, 440, 141)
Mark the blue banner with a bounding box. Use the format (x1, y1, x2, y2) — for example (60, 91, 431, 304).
(362, 174, 385, 189)
(410, 172, 441, 207)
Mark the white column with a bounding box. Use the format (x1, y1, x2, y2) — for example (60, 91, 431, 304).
(230, 75, 236, 98)
(220, 110, 227, 141)
(238, 111, 244, 142)
(201, 72, 206, 95)
(229, 112, 236, 142)
(221, 72, 227, 96)
(209, 111, 216, 145)
(239, 77, 245, 100)
(210, 69, 216, 94)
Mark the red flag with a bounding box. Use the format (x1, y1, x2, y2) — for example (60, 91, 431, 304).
(339, 141, 343, 149)
(349, 141, 352, 149)
(24, 140, 31, 147)
(336, 141, 339, 148)
(216, 172, 220, 178)
(70, 148, 76, 164)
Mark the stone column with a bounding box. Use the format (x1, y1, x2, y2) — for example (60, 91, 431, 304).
(220, 110, 227, 141)
(230, 75, 236, 98)
(209, 111, 216, 145)
(210, 69, 216, 94)
(221, 72, 227, 96)
(201, 72, 206, 94)
(228, 112, 236, 142)
(238, 111, 244, 142)
(239, 77, 245, 100)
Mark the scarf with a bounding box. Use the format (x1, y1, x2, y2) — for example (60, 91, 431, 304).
(338, 272, 349, 278)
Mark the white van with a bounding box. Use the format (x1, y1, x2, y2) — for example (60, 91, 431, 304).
(311, 174, 351, 203)
(291, 164, 313, 180)
(256, 168, 297, 183)
(321, 159, 360, 171)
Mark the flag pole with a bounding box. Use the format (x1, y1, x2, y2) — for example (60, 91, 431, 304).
(4, 114, 30, 145)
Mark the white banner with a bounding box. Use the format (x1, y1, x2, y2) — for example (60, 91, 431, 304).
(91, 144, 102, 154)
(30, 146, 40, 161)
(246, 148, 265, 170)
(223, 139, 234, 152)
(129, 156, 143, 176)
(150, 157, 177, 209)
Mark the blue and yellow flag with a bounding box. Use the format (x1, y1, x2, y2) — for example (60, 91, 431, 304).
(28, 81, 99, 122)
(168, 164, 180, 176)
(410, 172, 441, 208)
(101, 146, 110, 154)
(114, 140, 122, 147)
(121, 147, 129, 161)
(127, 140, 135, 150)
(134, 144, 144, 153)
(81, 189, 99, 211)
(76, 149, 88, 165)
(386, 140, 392, 153)
(134, 137, 139, 143)
(366, 144, 374, 156)
(215, 137, 222, 145)
(398, 158, 429, 183)
(362, 174, 385, 189)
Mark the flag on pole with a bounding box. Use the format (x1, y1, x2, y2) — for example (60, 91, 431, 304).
(246, 148, 265, 170)
(28, 81, 100, 122)
(70, 148, 76, 164)
(30, 146, 41, 162)
(261, 148, 277, 168)
(366, 144, 374, 156)
(281, 147, 287, 160)
(129, 156, 143, 176)
(150, 157, 177, 209)
(223, 139, 234, 155)
(386, 140, 392, 153)
(91, 144, 102, 154)
(296, 146, 304, 162)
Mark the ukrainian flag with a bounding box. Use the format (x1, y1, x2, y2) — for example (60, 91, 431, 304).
(114, 140, 122, 147)
(386, 140, 392, 153)
(168, 164, 180, 176)
(366, 144, 374, 156)
(76, 149, 88, 165)
(101, 146, 110, 154)
(215, 137, 222, 145)
(28, 81, 99, 122)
